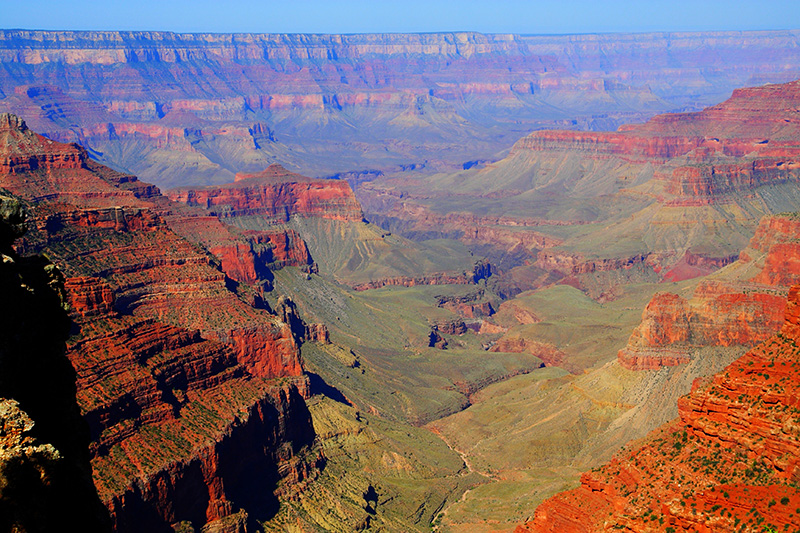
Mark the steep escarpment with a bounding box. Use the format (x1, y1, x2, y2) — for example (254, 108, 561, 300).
(518, 285, 800, 533)
(2, 30, 800, 187)
(168, 164, 364, 223)
(0, 114, 320, 532)
(0, 196, 110, 532)
(68, 287, 319, 533)
(620, 212, 800, 370)
(168, 165, 480, 287)
(364, 77, 800, 302)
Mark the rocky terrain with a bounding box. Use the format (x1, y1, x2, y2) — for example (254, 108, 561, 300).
(0, 112, 322, 532)
(0, 194, 109, 532)
(1, 30, 800, 188)
(3, 26, 800, 533)
(167, 164, 481, 287)
(517, 285, 800, 533)
(368, 78, 800, 300)
(0, 111, 525, 532)
(619, 213, 800, 370)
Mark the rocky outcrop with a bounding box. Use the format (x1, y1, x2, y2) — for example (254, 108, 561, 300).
(0, 195, 109, 532)
(372, 205, 565, 248)
(518, 285, 800, 533)
(156, 208, 313, 291)
(351, 260, 493, 291)
(490, 336, 575, 374)
(351, 272, 475, 291)
(510, 129, 704, 161)
(428, 328, 448, 350)
(242, 229, 312, 270)
(167, 164, 364, 223)
(435, 289, 495, 318)
(432, 319, 468, 336)
(535, 250, 656, 276)
(619, 213, 800, 370)
(0, 115, 319, 531)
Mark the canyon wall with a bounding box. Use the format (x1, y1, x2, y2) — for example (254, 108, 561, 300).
(620, 213, 800, 370)
(0, 113, 321, 532)
(168, 164, 364, 223)
(1, 30, 800, 187)
(362, 77, 800, 300)
(167, 164, 480, 288)
(0, 195, 110, 532)
(517, 285, 800, 533)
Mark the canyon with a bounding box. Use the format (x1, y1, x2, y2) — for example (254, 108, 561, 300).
(1, 30, 800, 190)
(517, 284, 800, 533)
(368, 77, 800, 302)
(0, 112, 324, 532)
(2, 26, 800, 533)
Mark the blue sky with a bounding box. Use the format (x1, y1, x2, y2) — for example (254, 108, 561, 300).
(2, 0, 799, 34)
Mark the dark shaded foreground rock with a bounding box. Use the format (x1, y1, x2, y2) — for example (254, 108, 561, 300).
(0, 195, 110, 532)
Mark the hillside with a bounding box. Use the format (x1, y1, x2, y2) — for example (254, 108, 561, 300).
(369, 78, 800, 299)
(517, 284, 800, 532)
(0, 112, 320, 532)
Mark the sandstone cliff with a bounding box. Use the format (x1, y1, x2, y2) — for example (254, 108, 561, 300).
(517, 285, 800, 533)
(619, 213, 800, 370)
(167, 164, 480, 288)
(168, 163, 364, 223)
(0, 114, 321, 532)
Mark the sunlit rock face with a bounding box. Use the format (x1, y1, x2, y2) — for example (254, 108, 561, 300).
(518, 285, 800, 533)
(0, 113, 321, 532)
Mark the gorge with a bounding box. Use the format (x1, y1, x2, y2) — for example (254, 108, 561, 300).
(1, 26, 800, 533)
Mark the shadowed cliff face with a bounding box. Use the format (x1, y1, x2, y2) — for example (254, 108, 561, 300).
(1, 30, 800, 187)
(517, 285, 800, 533)
(0, 114, 322, 532)
(0, 195, 110, 532)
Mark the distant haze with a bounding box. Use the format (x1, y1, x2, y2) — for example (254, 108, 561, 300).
(3, 0, 800, 34)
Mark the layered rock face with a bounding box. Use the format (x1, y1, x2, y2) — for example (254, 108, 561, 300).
(517, 285, 800, 533)
(167, 162, 480, 289)
(1, 30, 800, 187)
(619, 213, 800, 370)
(0, 114, 321, 532)
(368, 77, 800, 300)
(168, 164, 364, 223)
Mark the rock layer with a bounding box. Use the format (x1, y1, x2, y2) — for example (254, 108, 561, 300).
(0, 114, 319, 532)
(2, 30, 800, 187)
(620, 213, 800, 370)
(168, 164, 364, 223)
(518, 285, 800, 533)
(363, 78, 800, 302)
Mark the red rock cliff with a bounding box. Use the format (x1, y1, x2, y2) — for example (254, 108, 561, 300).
(0, 114, 320, 531)
(519, 285, 800, 533)
(167, 164, 364, 223)
(619, 213, 800, 370)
